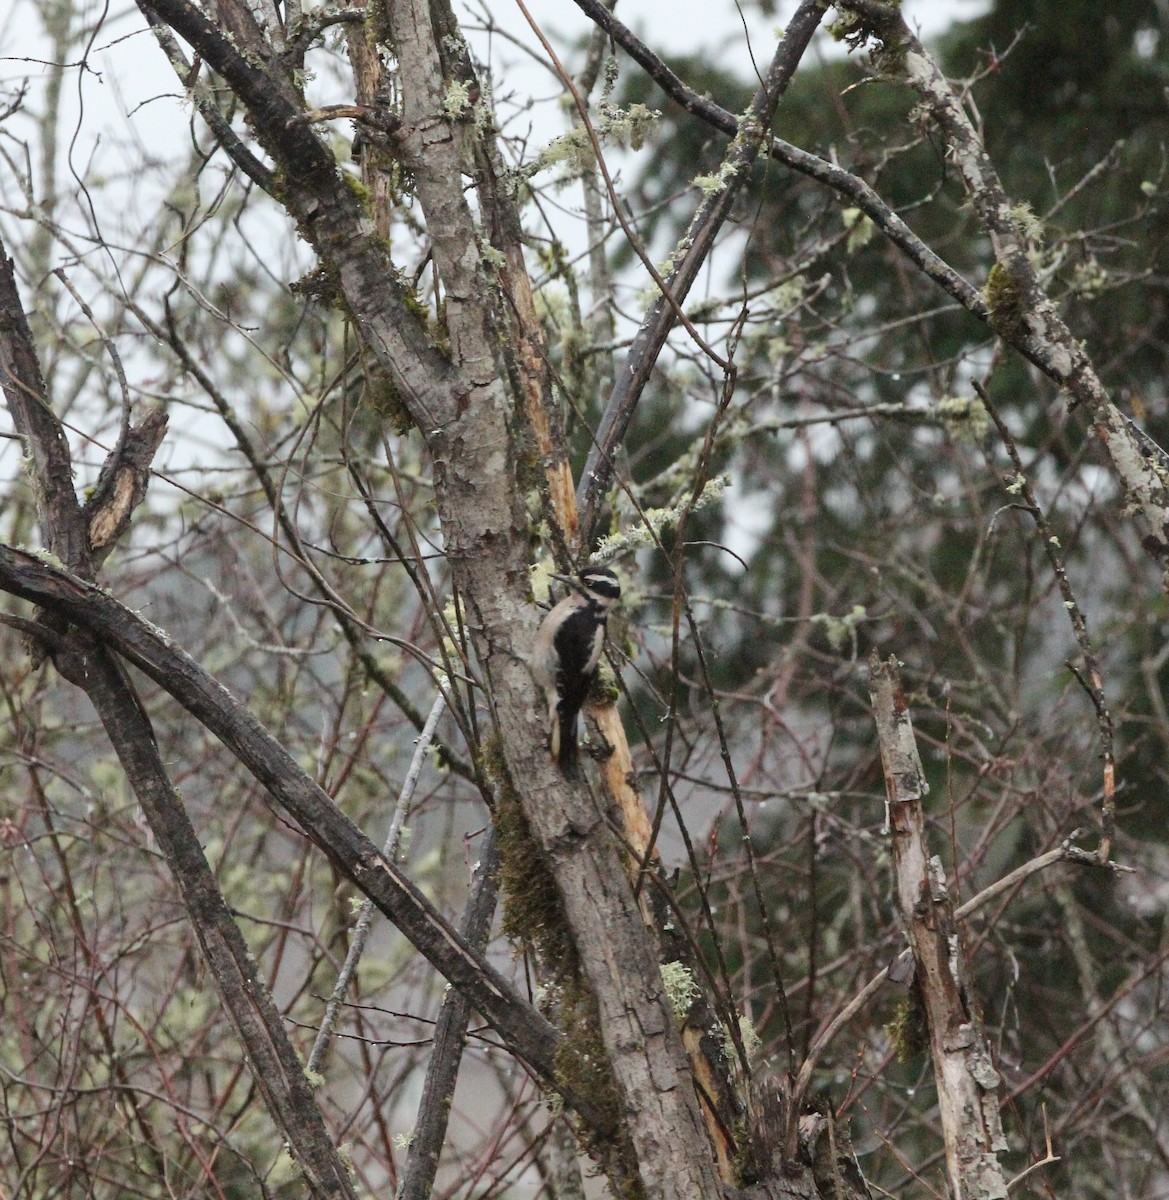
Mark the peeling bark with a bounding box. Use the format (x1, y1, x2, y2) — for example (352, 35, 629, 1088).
(868, 653, 1008, 1200)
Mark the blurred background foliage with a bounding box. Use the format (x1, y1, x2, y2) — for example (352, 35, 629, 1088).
(601, 1, 1169, 1191)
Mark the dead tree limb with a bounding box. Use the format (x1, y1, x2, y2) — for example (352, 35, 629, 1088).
(868, 653, 1009, 1200)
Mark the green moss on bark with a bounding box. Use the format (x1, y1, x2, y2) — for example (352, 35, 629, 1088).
(485, 737, 643, 1197)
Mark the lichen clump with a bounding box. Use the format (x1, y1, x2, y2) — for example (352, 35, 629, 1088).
(935, 394, 990, 444)
(523, 103, 659, 180)
(661, 961, 700, 1020)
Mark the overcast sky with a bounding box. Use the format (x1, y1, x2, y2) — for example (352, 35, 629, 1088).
(0, 0, 993, 210)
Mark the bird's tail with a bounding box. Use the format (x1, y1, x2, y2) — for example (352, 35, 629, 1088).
(555, 707, 579, 775)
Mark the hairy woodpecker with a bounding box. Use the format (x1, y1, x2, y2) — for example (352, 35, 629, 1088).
(529, 566, 621, 772)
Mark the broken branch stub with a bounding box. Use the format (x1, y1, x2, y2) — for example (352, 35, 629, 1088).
(868, 652, 1009, 1200)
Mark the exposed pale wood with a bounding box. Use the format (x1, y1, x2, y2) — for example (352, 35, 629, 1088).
(869, 653, 1009, 1200)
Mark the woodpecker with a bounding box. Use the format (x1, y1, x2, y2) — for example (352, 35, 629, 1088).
(529, 566, 621, 772)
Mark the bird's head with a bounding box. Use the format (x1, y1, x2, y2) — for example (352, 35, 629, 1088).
(550, 566, 621, 607)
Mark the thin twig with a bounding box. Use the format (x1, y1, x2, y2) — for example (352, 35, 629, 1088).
(513, 0, 736, 375)
(569, 0, 829, 546)
(793, 961, 897, 1111)
(141, 9, 275, 189)
(52, 267, 132, 448)
(398, 831, 501, 1200)
(644, 338, 797, 1077)
(1006, 1105, 1060, 1192)
(974, 379, 1116, 861)
(307, 689, 448, 1075)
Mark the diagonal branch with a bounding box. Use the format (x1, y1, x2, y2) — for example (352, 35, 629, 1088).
(974, 378, 1116, 859)
(0, 542, 615, 1137)
(568, 0, 987, 328)
(836, 0, 1169, 577)
(0, 250, 88, 570)
(141, 7, 275, 189)
(571, 0, 988, 321)
(135, 0, 459, 432)
(576, 0, 826, 547)
(62, 637, 359, 1200)
(307, 689, 450, 1075)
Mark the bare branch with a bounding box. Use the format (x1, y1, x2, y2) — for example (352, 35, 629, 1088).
(974, 379, 1116, 859)
(308, 688, 449, 1075)
(141, 7, 276, 188)
(577, 1, 827, 547)
(0, 249, 87, 570)
(836, 0, 1169, 576)
(0, 542, 615, 1137)
(399, 832, 501, 1200)
(136, 0, 459, 430)
(568, 0, 988, 319)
